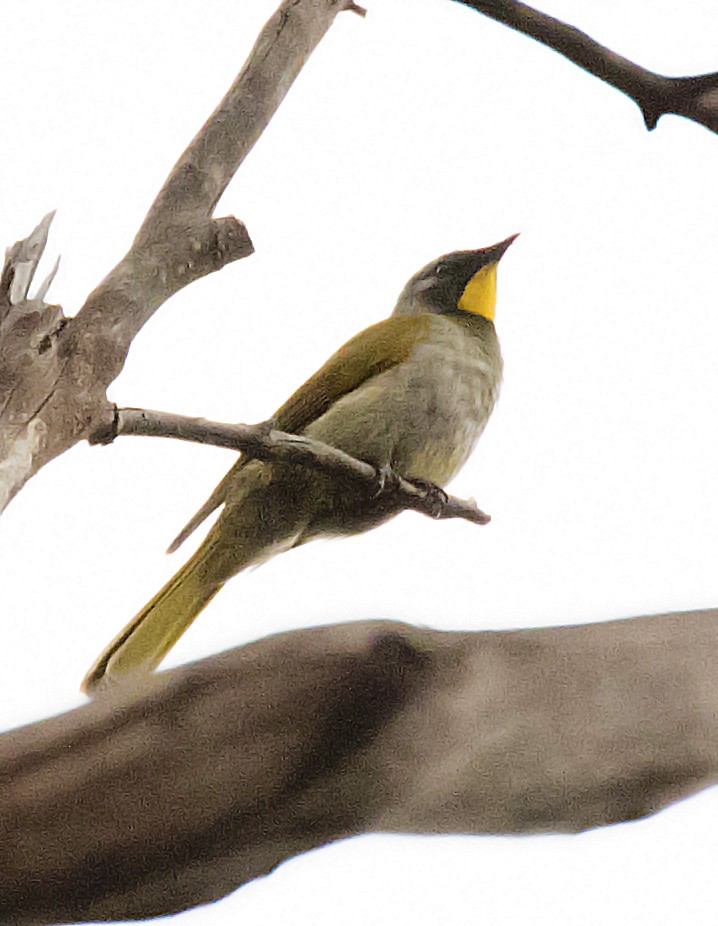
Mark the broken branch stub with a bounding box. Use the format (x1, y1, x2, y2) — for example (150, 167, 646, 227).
(0, 215, 67, 513)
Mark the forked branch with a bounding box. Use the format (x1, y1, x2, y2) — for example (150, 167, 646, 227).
(0, 0, 362, 513)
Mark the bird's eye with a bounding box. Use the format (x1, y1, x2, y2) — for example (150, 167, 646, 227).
(435, 264, 446, 278)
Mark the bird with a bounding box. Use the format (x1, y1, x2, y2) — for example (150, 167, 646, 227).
(82, 235, 517, 692)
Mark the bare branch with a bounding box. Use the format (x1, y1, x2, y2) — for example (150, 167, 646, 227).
(0, 0, 360, 513)
(79, 0, 363, 350)
(454, 0, 718, 133)
(90, 406, 492, 527)
(3, 609, 718, 924)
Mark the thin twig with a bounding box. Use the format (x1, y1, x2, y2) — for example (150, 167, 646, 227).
(90, 406, 491, 526)
(454, 0, 718, 133)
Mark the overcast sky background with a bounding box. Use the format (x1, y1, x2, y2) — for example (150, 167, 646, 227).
(2, 1, 718, 923)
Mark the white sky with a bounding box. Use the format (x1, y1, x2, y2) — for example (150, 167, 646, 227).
(2, 0, 718, 923)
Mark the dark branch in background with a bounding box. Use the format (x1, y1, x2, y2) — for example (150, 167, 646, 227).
(454, 0, 718, 133)
(3, 608, 718, 925)
(0, 0, 362, 513)
(90, 407, 491, 525)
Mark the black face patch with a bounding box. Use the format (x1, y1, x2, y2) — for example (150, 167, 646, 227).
(418, 251, 492, 314)
(395, 236, 517, 319)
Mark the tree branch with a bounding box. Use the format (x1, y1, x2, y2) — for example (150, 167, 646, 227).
(3, 608, 718, 924)
(79, 0, 365, 349)
(90, 406, 491, 526)
(454, 0, 718, 133)
(0, 0, 360, 514)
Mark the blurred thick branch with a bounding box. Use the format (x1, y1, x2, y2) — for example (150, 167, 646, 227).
(0, 0, 361, 513)
(90, 406, 491, 525)
(3, 609, 718, 924)
(455, 0, 718, 132)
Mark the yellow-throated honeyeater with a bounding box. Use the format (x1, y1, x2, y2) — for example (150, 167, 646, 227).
(83, 235, 517, 691)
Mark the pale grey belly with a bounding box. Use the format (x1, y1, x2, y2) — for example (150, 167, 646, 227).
(305, 338, 500, 488)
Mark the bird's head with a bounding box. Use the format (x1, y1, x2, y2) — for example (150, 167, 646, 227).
(393, 234, 518, 321)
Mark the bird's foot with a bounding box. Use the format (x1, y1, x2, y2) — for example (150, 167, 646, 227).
(373, 469, 449, 517)
(406, 477, 449, 518)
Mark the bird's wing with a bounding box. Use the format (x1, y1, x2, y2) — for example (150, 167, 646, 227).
(273, 315, 429, 433)
(167, 315, 430, 552)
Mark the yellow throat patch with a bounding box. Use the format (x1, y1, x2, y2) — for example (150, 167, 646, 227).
(458, 262, 497, 321)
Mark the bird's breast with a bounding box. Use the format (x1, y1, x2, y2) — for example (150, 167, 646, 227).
(394, 324, 501, 484)
(306, 316, 502, 487)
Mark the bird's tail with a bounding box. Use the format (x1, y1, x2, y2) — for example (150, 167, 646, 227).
(81, 542, 222, 694)
(83, 462, 316, 695)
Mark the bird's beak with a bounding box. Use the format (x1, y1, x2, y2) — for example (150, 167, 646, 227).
(485, 233, 519, 263)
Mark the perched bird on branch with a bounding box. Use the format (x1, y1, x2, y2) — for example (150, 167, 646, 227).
(83, 236, 517, 692)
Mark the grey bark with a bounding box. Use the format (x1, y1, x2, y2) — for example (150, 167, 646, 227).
(2, 608, 718, 924)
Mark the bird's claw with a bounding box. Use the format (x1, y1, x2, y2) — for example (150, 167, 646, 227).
(408, 477, 449, 518)
(373, 463, 401, 498)
(373, 469, 449, 517)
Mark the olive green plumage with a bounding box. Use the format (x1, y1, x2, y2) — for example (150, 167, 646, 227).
(83, 237, 516, 692)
